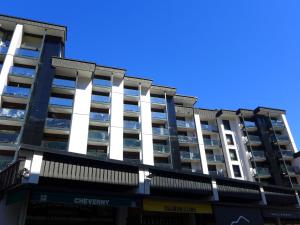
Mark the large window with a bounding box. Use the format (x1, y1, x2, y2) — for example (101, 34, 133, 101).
(223, 120, 231, 130)
(226, 134, 234, 145)
(229, 149, 238, 161)
(232, 165, 241, 177)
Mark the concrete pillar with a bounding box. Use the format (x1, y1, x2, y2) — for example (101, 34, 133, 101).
(194, 113, 208, 174)
(140, 86, 154, 165)
(68, 75, 92, 154)
(0, 24, 23, 103)
(28, 153, 43, 183)
(259, 186, 267, 205)
(137, 169, 151, 195)
(109, 76, 124, 160)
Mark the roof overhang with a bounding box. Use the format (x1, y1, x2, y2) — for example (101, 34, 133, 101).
(150, 85, 176, 96)
(254, 107, 286, 116)
(174, 94, 198, 106)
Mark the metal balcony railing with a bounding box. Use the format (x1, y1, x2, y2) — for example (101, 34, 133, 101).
(0, 108, 25, 120)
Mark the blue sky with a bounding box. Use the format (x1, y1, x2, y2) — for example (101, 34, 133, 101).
(1, 1, 299, 149)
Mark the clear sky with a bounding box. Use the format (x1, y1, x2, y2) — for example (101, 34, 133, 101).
(1, 1, 299, 149)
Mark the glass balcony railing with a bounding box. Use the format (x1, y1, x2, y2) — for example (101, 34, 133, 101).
(155, 162, 172, 169)
(124, 158, 141, 164)
(201, 124, 218, 132)
(248, 135, 261, 143)
(256, 167, 270, 176)
(88, 130, 109, 142)
(152, 112, 167, 120)
(3, 86, 30, 98)
(91, 95, 110, 104)
(89, 112, 110, 123)
(180, 151, 200, 160)
(209, 169, 226, 177)
(9, 66, 35, 78)
(93, 79, 112, 88)
(178, 135, 198, 144)
(176, 120, 195, 129)
(87, 149, 107, 159)
(280, 150, 294, 159)
(52, 78, 76, 89)
(153, 144, 170, 154)
(182, 168, 202, 173)
(206, 154, 224, 163)
(251, 151, 266, 160)
(151, 97, 165, 104)
(0, 108, 25, 120)
(124, 88, 139, 97)
(49, 97, 73, 108)
(281, 165, 296, 174)
(244, 121, 256, 129)
(0, 131, 19, 144)
(15, 48, 40, 59)
(124, 120, 140, 130)
(203, 139, 220, 147)
(124, 104, 139, 113)
(42, 141, 68, 151)
(274, 135, 290, 143)
(271, 120, 284, 129)
(0, 45, 8, 54)
(124, 138, 141, 149)
(45, 118, 70, 130)
(152, 127, 169, 136)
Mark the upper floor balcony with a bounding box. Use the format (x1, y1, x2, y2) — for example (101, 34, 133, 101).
(52, 78, 76, 95)
(9, 66, 35, 84)
(152, 112, 167, 123)
(203, 138, 221, 149)
(180, 151, 200, 162)
(49, 97, 73, 113)
(152, 127, 169, 139)
(281, 165, 297, 177)
(2, 86, 30, 104)
(273, 135, 290, 145)
(123, 138, 141, 152)
(271, 120, 285, 131)
(14, 48, 40, 65)
(178, 135, 198, 146)
(91, 95, 110, 109)
(0, 131, 19, 148)
(89, 112, 110, 126)
(0, 108, 25, 126)
(44, 118, 71, 135)
(42, 140, 68, 151)
(124, 88, 139, 100)
(124, 104, 139, 116)
(250, 150, 266, 162)
(87, 149, 107, 159)
(154, 162, 172, 169)
(255, 167, 271, 179)
(151, 97, 166, 108)
(209, 169, 226, 177)
(278, 150, 294, 161)
(201, 124, 218, 134)
(176, 120, 195, 130)
(88, 130, 109, 146)
(0, 44, 8, 55)
(93, 78, 112, 92)
(124, 120, 140, 133)
(247, 135, 262, 146)
(243, 121, 257, 132)
(206, 154, 224, 164)
(153, 144, 170, 157)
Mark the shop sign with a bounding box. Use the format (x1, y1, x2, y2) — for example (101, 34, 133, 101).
(143, 199, 212, 214)
(31, 191, 137, 208)
(263, 209, 300, 219)
(214, 205, 263, 225)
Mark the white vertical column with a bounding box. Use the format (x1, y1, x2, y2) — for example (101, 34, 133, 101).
(28, 153, 43, 184)
(281, 114, 298, 152)
(0, 24, 23, 103)
(194, 113, 208, 174)
(109, 76, 124, 160)
(68, 75, 92, 154)
(140, 86, 154, 165)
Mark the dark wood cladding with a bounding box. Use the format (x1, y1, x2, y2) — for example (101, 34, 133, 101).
(40, 160, 139, 186)
(263, 185, 297, 206)
(0, 160, 24, 192)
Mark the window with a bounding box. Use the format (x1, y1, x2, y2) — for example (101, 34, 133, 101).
(201, 121, 208, 125)
(229, 149, 238, 161)
(208, 165, 217, 172)
(226, 134, 234, 145)
(232, 165, 241, 177)
(223, 120, 231, 130)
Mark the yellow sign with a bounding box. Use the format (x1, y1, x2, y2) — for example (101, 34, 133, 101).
(143, 199, 212, 214)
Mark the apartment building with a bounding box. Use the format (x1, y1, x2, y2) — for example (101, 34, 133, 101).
(0, 14, 300, 225)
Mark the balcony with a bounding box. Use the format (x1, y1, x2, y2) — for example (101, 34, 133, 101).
(124, 88, 139, 99)
(0, 108, 25, 126)
(244, 121, 257, 131)
(180, 151, 200, 162)
(154, 162, 172, 169)
(271, 120, 285, 130)
(201, 124, 218, 133)
(124, 104, 139, 116)
(15, 48, 40, 59)
(0, 45, 8, 55)
(42, 141, 68, 151)
(273, 135, 290, 145)
(251, 150, 266, 162)
(0, 158, 12, 171)
(176, 120, 195, 130)
(93, 78, 112, 92)
(151, 97, 165, 106)
(279, 150, 294, 161)
(123, 158, 141, 164)
(44, 118, 71, 135)
(86, 149, 107, 159)
(89, 112, 110, 126)
(88, 130, 109, 145)
(153, 144, 170, 156)
(9, 66, 35, 84)
(123, 138, 141, 152)
(203, 138, 221, 149)
(124, 120, 140, 133)
(182, 168, 202, 173)
(0, 131, 19, 148)
(152, 112, 167, 123)
(255, 167, 271, 179)
(247, 135, 262, 146)
(2, 86, 30, 104)
(281, 165, 297, 177)
(49, 97, 73, 113)
(206, 154, 224, 164)
(209, 169, 226, 177)
(91, 95, 110, 109)
(178, 135, 198, 146)
(52, 78, 76, 94)
(152, 127, 169, 139)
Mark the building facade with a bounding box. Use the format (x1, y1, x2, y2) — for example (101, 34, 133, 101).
(0, 14, 300, 225)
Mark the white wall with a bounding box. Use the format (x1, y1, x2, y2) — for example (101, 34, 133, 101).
(281, 114, 298, 153)
(68, 75, 92, 154)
